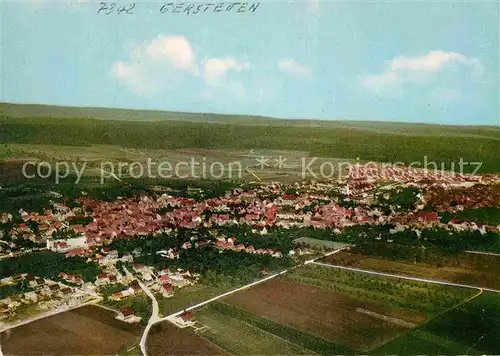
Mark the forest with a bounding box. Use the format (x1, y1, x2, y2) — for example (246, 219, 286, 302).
(2, 115, 500, 173)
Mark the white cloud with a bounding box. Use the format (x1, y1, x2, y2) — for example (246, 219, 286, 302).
(278, 59, 311, 78)
(202, 57, 250, 100)
(389, 51, 483, 73)
(361, 50, 484, 91)
(112, 35, 251, 100)
(203, 57, 250, 85)
(111, 35, 196, 95)
(146, 35, 196, 71)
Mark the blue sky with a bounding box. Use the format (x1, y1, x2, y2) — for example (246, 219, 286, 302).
(2, 1, 499, 125)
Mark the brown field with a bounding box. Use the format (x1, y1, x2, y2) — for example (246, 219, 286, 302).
(147, 321, 228, 356)
(322, 251, 500, 290)
(0, 306, 142, 356)
(224, 277, 425, 351)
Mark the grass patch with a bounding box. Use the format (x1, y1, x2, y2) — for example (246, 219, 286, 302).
(157, 284, 226, 316)
(2, 115, 500, 173)
(285, 264, 475, 316)
(371, 292, 500, 355)
(100, 293, 152, 325)
(441, 207, 500, 227)
(207, 302, 355, 355)
(196, 307, 314, 355)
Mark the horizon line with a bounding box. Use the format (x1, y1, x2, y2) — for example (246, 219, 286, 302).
(1, 100, 499, 129)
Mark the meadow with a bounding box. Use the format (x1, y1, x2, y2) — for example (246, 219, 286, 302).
(283, 264, 475, 316)
(2, 112, 500, 173)
(323, 243, 500, 290)
(371, 292, 500, 355)
(195, 307, 314, 355)
(203, 301, 354, 355)
(222, 277, 414, 352)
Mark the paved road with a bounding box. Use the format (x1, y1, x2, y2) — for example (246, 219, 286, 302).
(465, 250, 500, 257)
(123, 267, 159, 356)
(161, 247, 348, 320)
(310, 261, 500, 293)
(93, 303, 120, 313)
(163, 269, 289, 320)
(133, 247, 349, 355)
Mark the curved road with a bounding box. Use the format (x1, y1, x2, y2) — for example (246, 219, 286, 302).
(133, 246, 500, 356)
(137, 247, 348, 355)
(122, 267, 160, 356)
(137, 279, 160, 356)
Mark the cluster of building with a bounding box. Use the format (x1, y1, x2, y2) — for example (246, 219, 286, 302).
(425, 184, 500, 212)
(0, 273, 95, 322)
(7, 203, 87, 244)
(176, 235, 284, 258)
(3, 164, 499, 259)
(345, 163, 500, 186)
(1, 164, 500, 325)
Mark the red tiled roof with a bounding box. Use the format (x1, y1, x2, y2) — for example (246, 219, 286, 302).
(120, 307, 135, 317)
(65, 248, 88, 256)
(162, 283, 173, 292)
(180, 311, 195, 321)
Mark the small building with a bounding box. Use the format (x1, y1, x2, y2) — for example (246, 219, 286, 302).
(1, 277, 13, 285)
(161, 283, 174, 298)
(96, 273, 110, 285)
(158, 268, 170, 276)
(159, 275, 170, 283)
(173, 311, 196, 327)
(116, 307, 141, 324)
(117, 307, 134, 319)
(23, 291, 38, 302)
(234, 243, 245, 251)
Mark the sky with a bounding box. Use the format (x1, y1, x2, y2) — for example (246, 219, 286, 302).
(1, 0, 499, 125)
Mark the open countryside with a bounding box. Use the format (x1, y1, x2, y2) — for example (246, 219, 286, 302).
(2, 1, 500, 355)
(0, 306, 142, 355)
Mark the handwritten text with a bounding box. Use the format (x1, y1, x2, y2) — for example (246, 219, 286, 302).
(159, 2, 261, 15)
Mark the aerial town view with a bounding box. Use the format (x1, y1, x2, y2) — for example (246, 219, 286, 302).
(1, 1, 499, 355)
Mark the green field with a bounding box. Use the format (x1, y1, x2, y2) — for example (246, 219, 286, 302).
(196, 307, 315, 355)
(2, 105, 500, 173)
(285, 264, 475, 315)
(441, 207, 500, 226)
(100, 293, 152, 324)
(205, 302, 355, 355)
(371, 292, 500, 355)
(2, 102, 499, 138)
(156, 284, 227, 316)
